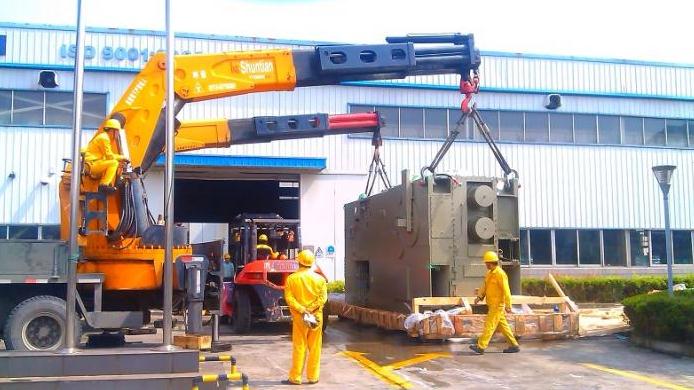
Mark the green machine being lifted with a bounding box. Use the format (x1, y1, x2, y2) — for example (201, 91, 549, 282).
(344, 109, 522, 314)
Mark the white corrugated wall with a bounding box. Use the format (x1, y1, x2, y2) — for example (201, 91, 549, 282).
(0, 25, 693, 230)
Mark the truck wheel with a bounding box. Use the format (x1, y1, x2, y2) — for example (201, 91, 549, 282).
(3, 295, 81, 351)
(231, 289, 252, 334)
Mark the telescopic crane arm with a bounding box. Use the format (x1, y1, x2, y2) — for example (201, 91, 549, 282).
(101, 33, 480, 173)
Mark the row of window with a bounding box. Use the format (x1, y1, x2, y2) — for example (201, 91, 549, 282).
(520, 229, 694, 267)
(0, 225, 61, 240)
(349, 104, 694, 148)
(0, 89, 107, 128)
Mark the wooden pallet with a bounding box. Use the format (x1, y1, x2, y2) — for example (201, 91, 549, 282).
(328, 294, 580, 340)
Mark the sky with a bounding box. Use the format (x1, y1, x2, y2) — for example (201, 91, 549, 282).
(1, 0, 693, 63)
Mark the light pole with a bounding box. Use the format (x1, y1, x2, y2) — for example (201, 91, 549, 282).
(652, 165, 676, 297)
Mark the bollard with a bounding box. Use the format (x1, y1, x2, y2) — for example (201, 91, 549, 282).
(209, 313, 232, 352)
(212, 313, 220, 343)
(199, 353, 238, 375)
(192, 372, 249, 390)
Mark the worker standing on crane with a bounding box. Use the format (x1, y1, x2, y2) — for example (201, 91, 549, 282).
(82, 119, 128, 193)
(470, 251, 520, 354)
(282, 250, 327, 385)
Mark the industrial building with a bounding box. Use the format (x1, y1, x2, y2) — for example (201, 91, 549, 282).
(1, 22, 693, 279)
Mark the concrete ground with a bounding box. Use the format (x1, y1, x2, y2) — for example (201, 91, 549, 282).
(120, 317, 693, 389)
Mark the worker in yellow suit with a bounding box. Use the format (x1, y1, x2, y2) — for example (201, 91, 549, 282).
(282, 250, 327, 385)
(256, 234, 278, 259)
(470, 250, 520, 354)
(82, 118, 128, 193)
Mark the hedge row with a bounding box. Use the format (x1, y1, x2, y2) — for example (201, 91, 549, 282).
(622, 290, 694, 344)
(522, 275, 694, 302)
(327, 280, 345, 294)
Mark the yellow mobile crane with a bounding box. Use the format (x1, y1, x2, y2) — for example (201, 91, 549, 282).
(1, 33, 480, 350)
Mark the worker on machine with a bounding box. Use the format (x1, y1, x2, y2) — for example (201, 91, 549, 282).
(82, 118, 129, 193)
(256, 234, 278, 259)
(282, 249, 327, 385)
(470, 250, 520, 355)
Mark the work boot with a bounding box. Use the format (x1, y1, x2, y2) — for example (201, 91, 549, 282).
(469, 344, 484, 355)
(98, 184, 117, 194)
(503, 345, 520, 353)
(307, 380, 319, 385)
(281, 379, 301, 386)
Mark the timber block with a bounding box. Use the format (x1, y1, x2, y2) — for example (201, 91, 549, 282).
(174, 334, 212, 350)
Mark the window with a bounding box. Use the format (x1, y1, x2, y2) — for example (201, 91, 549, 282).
(499, 111, 523, 142)
(603, 230, 627, 266)
(574, 114, 597, 144)
(651, 230, 666, 265)
(347, 103, 694, 149)
(0, 90, 11, 124)
(520, 229, 529, 265)
(13, 91, 44, 126)
(350, 104, 374, 114)
(549, 113, 573, 143)
(8, 225, 39, 240)
(525, 112, 549, 142)
(673, 231, 693, 264)
(529, 230, 552, 265)
(425, 108, 447, 139)
(555, 230, 578, 265)
(41, 225, 61, 240)
(478, 110, 499, 140)
(598, 115, 620, 144)
(45, 92, 74, 126)
(644, 118, 666, 146)
(448, 110, 469, 139)
(0, 225, 7, 239)
(82, 94, 108, 128)
(666, 119, 688, 147)
(375, 106, 398, 137)
(0, 89, 107, 128)
(579, 230, 601, 265)
(399, 108, 423, 138)
(630, 231, 650, 267)
(622, 117, 644, 145)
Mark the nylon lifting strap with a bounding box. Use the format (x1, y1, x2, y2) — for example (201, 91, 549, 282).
(469, 108, 517, 180)
(364, 131, 392, 196)
(420, 112, 468, 178)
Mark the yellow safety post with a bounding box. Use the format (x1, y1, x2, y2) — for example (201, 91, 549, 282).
(192, 372, 249, 390)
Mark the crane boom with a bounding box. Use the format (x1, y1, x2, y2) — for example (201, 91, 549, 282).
(102, 34, 479, 172)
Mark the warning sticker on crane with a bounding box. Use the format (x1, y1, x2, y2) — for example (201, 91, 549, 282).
(315, 247, 324, 258)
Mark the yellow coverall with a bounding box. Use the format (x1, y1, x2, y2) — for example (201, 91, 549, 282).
(256, 244, 278, 259)
(476, 265, 519, 349)
(82, 131, 126, 186)
(284, 267, 327, 384)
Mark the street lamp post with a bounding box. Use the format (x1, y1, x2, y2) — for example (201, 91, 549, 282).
(652, 165, 676, 297)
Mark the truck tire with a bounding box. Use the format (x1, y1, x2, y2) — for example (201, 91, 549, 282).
(231, 289, 252, 334)
(3, 295, 81, 351)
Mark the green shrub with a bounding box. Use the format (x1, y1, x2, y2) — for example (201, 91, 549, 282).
(521, 274, 694, 302)
(327, 280, 345, 294)
(622, 290, 694, 344)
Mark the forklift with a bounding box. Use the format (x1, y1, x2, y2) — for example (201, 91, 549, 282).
(219, 213, 327, 333)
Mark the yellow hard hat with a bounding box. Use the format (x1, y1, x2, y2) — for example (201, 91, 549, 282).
(297, 249, 315, 267)
(258, 234, 268, 243)
(103, 118, 122, 131)
(483, 251, 499, 263)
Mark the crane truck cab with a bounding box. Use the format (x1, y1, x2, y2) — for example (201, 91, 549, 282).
(221, 213, 327, 333)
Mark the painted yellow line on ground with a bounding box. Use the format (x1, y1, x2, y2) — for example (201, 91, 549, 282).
(341, 351, 412, 389)
(583, 363, 693, 390)
(385, 353, 452, 370)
